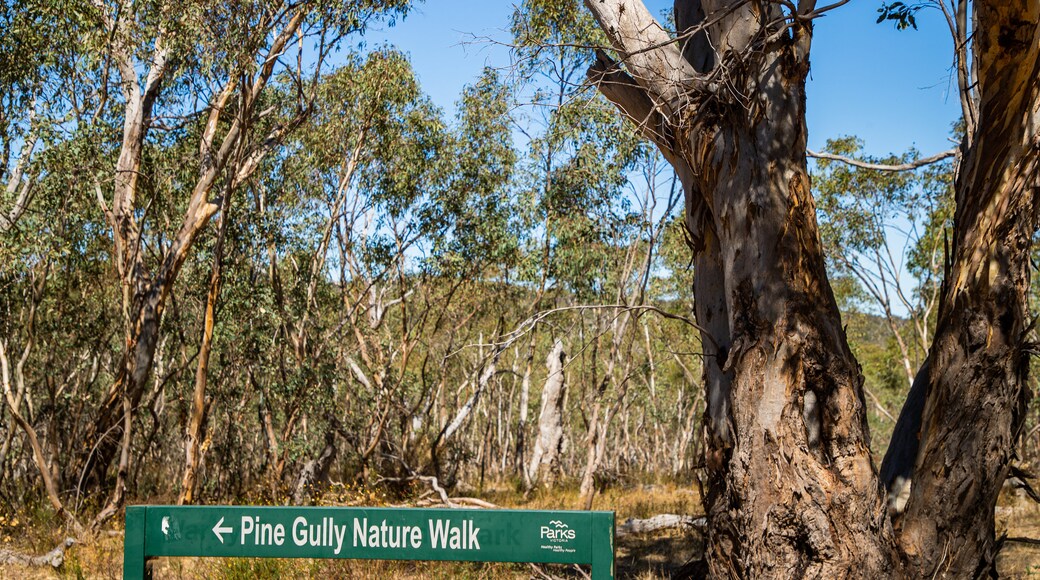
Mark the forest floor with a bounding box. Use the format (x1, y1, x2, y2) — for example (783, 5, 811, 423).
(1, 482, 1038, 578)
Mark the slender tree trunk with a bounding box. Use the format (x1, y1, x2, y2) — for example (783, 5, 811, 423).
(580, 395, 623, 511)
(577, 323, 625, 509)
(438, 352, 499, 447)
(0, 117, 38, 234)
(79, 288, 164, 491)
(516, 335, 535, 485)
(92, 395, 133, 528)
(578, 404, 605, 510)
(76, 8, 305, 507)
(179, 191, 233, 505)
(0, 342, 83, 533)
(74, 19, 169, 491)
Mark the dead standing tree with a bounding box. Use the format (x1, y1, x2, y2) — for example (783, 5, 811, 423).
(525, 339, 566, 489)
(584, 0, 1040, 576)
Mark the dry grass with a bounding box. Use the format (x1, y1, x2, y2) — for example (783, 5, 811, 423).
(5, 481, 1040, 578)
(997, 490, 1040, 578)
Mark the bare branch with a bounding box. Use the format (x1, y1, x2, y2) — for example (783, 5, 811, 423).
(1, 115, 39, 233)
(808, 147, 957, 171)
(453, 303, 719, 358)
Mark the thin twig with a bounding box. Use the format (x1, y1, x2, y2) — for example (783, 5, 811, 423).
(450, 303, 718, 359)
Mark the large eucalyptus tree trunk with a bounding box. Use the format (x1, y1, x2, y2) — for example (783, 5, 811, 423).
(585, 0, 896, 575)
(683, 91, 893, 577)
(883, 2, 1040, 576)
(586, 0, 1040, 576)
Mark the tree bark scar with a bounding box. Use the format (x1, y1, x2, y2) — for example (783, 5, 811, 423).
(998, 19, 1033, 51)
(779, 34, 809, 83)
(788, 170, 811, 203)
(966, 311, 989, 352)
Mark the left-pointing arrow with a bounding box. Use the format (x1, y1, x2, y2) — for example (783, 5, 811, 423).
(212, 517, 233, 543)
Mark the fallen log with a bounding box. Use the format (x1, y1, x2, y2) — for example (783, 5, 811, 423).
(0, 537, 76, 568)
(616, 514, 706, 537)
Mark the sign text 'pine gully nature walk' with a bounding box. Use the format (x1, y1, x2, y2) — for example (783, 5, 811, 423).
(124, 505, 615, 579)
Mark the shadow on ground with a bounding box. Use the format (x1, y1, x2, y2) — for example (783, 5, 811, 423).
(616, 525, 705, 579)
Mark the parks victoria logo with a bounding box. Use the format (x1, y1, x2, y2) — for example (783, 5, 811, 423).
(538, 519, 577, 554)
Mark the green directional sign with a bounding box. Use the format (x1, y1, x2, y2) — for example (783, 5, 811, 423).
(124, 505, 614, 579)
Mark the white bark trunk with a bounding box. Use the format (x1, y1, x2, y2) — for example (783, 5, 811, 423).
(526, 340, 567, 488)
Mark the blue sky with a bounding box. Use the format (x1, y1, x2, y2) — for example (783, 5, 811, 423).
(372, 1, 962, 159)
(366, 1, 960, 318)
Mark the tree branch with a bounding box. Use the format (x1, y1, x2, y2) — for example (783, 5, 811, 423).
(587, 50, 674, 155)
(808, 148, 957, 171)
(583, 0, 703, 111)
(1, 113, 38, 232)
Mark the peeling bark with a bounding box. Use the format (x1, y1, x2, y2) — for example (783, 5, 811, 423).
(179, 188, 233, 506)
(888, 2, 1040, 576)
(586, 0, 896, 575)
(692, 107, 894, 577)
(589, 0, 1040, 575)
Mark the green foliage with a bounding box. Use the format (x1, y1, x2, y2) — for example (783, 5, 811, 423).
(813, 133, 958, 452)
(0, 0, 746, 522)
(876, 1, 923, 30)
(509, 0, 649, 300)
(286, 47, 446, 277)
(813, 135, 954, 316)
(426, 68, 519, 277)
(510, 0, 602, 64)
